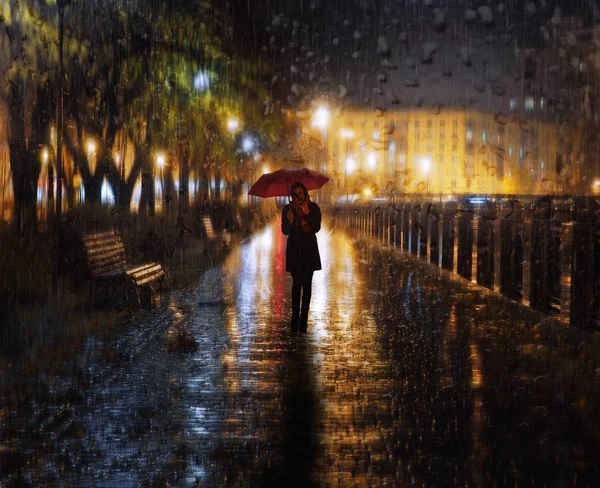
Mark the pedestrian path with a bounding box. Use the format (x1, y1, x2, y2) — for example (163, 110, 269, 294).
(3, 221, 600, 486)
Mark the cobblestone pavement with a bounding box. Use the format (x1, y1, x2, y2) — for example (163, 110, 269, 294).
(2, 221, 600, 486)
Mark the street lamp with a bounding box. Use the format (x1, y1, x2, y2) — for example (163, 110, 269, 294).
(312, 105, 331, 131)
(227, 117, 240, 134)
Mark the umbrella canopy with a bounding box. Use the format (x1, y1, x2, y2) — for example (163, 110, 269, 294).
(248, 168, 329, 198)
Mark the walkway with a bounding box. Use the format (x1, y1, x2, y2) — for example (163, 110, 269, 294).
(2, 220, 600, 486)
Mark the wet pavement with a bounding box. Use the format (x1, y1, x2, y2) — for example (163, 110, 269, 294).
(2, 219, 600, 486)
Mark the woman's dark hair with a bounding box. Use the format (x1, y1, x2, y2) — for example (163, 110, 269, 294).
(290, 181, 308, 198)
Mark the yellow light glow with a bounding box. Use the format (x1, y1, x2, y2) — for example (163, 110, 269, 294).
(312, 105, 330, 130)
(262, 165, 270, 175)
(367, 152, 377, 169)
(594, 179, 600, 188)
(42, 148, 49, 164)
(156, 153, 165, 168)
(421, 156, 431, 174)
(363, 188, 372, 197)
(345, 156, 357, 174)
(115, 152, 121, 165)
(340, 128, 355, 139)
(87, 140, 95, 155)
(227, 117, 240, 133)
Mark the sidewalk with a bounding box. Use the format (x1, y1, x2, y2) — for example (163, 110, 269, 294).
(1, 222, 599, 486)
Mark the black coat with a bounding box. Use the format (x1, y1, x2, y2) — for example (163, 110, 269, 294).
(281, 201, 322, 274)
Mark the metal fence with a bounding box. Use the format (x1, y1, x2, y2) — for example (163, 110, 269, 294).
(329, 196, 600, 331)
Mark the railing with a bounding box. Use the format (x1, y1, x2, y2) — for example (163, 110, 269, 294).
(329, 196, 600, 331)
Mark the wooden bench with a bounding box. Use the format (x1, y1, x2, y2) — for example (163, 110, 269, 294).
(83, 231, 165, 307)
(201, 215, 231, 249)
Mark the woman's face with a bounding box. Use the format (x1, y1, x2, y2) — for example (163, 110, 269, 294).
(293, 188, 305, 202)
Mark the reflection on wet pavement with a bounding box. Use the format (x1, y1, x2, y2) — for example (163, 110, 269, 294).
(2, 221, 600, 486)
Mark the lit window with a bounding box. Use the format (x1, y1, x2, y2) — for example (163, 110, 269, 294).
(345, 156, 357, 174)
(540, 97, 545, 110)
(367, 153, 377, 169)
(373, 131, 379, 141)
(482, 131, 487, 142)
(466, 130, 473, 141)
(508, 146, 513, 157)
(510, 98, 518, 111)
(525, 96, 534, 111)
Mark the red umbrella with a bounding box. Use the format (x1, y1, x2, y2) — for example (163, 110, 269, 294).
(248, 168, 329, 198)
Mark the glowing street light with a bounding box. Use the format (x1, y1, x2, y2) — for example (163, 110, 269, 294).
(227, 117, 240, 134)
(194, 71, 210, 92)
(87, 140, 96, 157)
(156, 153, 166, 168)
(42, 148, 49, 164)
(312, 105, 330, 130)
(115, 152, 121, 166)
(242, 135, 255, 153)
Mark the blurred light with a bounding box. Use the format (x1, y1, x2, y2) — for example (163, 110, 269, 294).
(87, 140, 95, 155)
(367, 152, 377, 169)
(243, 136, 255, 153)
(363, 188, 372, 197)
(593, 179, 600, 191)
(312, 105, 330, 130)
(421, 156, 431, 174)
(346, 156, 356, 174)
(194, 71, 210, 91)
(156, 153, 165, 168)
(115, 152, 121, 165)
(50, 127, 56, 144)
(227, 117, 240, 133)
(340, 128, 355, 139)
(42, 148, 49, 164)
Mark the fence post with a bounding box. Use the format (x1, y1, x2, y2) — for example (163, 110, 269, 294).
(500, 199, 524, 300)
(420, 202, 432, 259)
(565, 197, 600, 328)
(410, 202, 420, 255)
(442, 201, 458, 271)
(402, 203, 410, 252)
(476, 200, 498, 289)
(457, 199, 475, 280)
(529, 197, 552, 313)
(429, 203, 441, 267)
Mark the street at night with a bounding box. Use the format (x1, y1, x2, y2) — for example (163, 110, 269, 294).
(4, 0, 600, 486)
(2, 221, 600, 486)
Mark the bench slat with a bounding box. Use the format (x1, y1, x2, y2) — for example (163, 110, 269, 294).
(83, 231, 117, 242)
(133, 269, 165, 286)
(127, 263, 163, 281)
(86, 245, 125, 263)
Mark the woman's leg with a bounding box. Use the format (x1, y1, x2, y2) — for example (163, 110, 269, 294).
(299, 271, 314, 331)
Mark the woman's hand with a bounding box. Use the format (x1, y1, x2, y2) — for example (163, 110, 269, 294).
(286, 209, 294, 223)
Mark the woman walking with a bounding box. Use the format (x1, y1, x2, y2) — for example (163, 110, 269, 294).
(281, 181, 322, 332)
